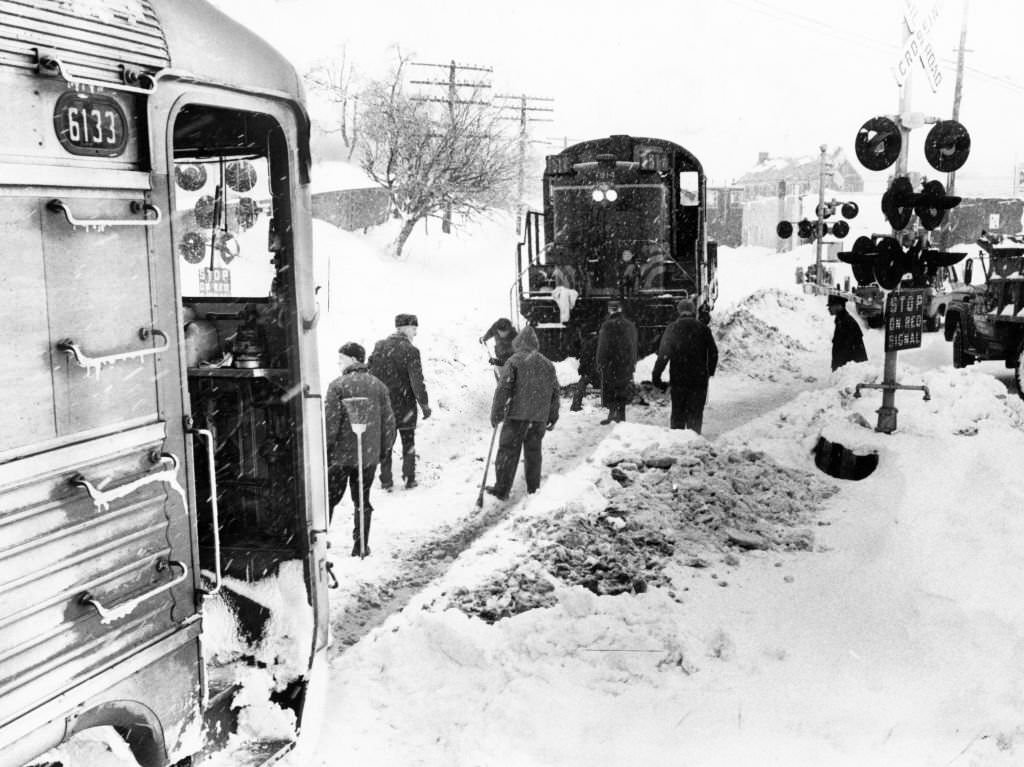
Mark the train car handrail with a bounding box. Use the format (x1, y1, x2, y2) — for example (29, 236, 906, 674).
(48, 199, 162, 231)
(58, 328, 169, 373)
(70, 452, 181, 512)
(35, 50, 158, 96)
(79, 559, 188, 624)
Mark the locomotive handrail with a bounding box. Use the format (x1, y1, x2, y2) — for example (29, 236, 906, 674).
(58, 327, 169, 372)
(79, 559, 188, 624)
(48, 199, 162, 230)
(35, 51, 158, 96)
(70, 452, 180, 512)
(190, 427, 222, 596)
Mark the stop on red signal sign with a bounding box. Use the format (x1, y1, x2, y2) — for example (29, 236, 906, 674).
(884, 289, 925, 352)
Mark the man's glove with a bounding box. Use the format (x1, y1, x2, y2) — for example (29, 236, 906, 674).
(546, 420, 557, 431)
(652, 378, 668, 392)
(478, 336, 486, 345)
(489, 357, 501, 366)
(422, 405, 432, 420)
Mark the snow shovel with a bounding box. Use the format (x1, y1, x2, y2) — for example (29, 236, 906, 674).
(475, 421, 501, 508)
(342, 397, 371, 558)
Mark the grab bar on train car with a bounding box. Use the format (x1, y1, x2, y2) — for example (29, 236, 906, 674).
(70, 452, 180, 512)
(80, 559, 188, 624)
(35, 51, 158, 95)
(189, 426, 222, 597)
(48, 199, 162, 230)
(58, 328, 169, 372)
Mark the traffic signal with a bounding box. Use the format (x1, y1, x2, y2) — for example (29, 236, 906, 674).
(777, 199, 858, 241)
(914, 179, 961, 230)
(854, 116, 901, 172)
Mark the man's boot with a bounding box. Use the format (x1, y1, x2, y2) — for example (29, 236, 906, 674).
(352, 507, 372, 556)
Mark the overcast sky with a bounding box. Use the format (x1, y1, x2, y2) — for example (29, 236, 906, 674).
(212, 0, 1024, 195)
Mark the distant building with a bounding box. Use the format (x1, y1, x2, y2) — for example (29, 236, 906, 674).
(310, 161, 390, 231)
(733, 148, 864, 201)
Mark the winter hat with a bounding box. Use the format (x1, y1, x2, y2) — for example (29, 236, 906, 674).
(338, 341, 365, 362)
(676, 298, 696, 316)
(395, 313, 418, 327)
(827, 294, 846, 308)
(494, 317, 515, 333)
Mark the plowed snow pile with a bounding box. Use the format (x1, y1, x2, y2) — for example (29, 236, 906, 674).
(447, 440, 837, 622)
(713, 288, 829, 381)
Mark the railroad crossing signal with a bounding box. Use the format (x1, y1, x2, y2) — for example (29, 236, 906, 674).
(894, 0, 943, 93)
(838, 234, 966, 290)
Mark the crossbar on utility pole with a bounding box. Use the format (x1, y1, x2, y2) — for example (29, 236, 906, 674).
(494, 93, 555, 235)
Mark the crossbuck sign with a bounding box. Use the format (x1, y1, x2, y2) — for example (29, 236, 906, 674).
(895, 0, 943, 93)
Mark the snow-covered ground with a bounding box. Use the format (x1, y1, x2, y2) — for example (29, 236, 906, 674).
(42, 210, 1024, 767)
(277, 213, 1024, 767)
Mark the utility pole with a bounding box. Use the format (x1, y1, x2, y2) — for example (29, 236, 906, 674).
(410, 60, 493, 233)
(815, 144, 827, 289)
(495, 93, 554, 235)
(947, 0, 969, 197)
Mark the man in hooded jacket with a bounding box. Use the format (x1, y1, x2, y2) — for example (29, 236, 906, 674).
(486, 326, 560, 501)
(325, 342, 397, 556)
(827, 294, 868, 371)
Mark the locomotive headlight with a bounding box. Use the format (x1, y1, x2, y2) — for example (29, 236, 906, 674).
(591, 184, 618, 203)
(591, 188, 604, 202)
(605, 188, 618, 202)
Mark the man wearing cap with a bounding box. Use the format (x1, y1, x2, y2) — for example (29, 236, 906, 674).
(369, 314, 432, 489)
(325, 342, 396, 556)
(827, 294, 868, 371)
(596, 299, 639, 424)
(651, 298, 718, 434)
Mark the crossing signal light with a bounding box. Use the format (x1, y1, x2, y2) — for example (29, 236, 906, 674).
(914, 179, 961, 229)
(855, 116, 901, 171)
(797, 219, 815, 239)
(881, 175, 961, 231)
(831, 220, 850, 239)
(924, 120, 970, 173)
(839, 234, 968, 289)
(776, 221, 793, 239)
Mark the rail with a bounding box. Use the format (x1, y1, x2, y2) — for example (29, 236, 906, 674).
(79, 559, 188, 624)
(48, 199, 162, 230)
(58, 328, 168, 373)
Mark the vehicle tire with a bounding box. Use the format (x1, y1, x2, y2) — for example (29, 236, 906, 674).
(867, 315, 884, 330)
(924, 311, 941, 332)
(952, 325, 974, 368)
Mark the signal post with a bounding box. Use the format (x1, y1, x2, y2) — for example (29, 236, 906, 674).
(840, 2, 970, 433)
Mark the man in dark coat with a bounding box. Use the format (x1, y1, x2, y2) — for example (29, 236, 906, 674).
(325, 342, 397, 556)
(486, 326, 560, 501)
(480, 317, 516, 375)
(596, 299, 639, 424)
(828, 294, 868, 371)
(368, 313, 431, 490)
(569, 329, 599, 411)
(651, 298, 718, 434)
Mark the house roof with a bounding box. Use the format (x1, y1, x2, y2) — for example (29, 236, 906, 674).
(735, 148, 859, 186)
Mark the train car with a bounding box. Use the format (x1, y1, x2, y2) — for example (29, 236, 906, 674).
(513, 134, 718, 360)
(0, 2, 330, 765)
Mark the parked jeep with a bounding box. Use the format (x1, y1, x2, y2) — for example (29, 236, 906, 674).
(943, 233, 1024, 393)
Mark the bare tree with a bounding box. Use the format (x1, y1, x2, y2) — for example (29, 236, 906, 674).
(304, 46, 359, 159)
(357, 52, 519, 258)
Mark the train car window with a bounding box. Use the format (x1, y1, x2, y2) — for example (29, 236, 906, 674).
(174, 155, 275, 298)
(679, 171, 699, 206)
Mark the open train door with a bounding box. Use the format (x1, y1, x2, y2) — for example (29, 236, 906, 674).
(149, 74, 331, 759)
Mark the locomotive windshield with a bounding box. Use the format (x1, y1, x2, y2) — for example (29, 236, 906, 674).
(550, 184, 670, 258)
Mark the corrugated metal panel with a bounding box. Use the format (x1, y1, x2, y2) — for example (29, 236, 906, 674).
(0, 0, 169, 85)
(0, 425, 187, 729)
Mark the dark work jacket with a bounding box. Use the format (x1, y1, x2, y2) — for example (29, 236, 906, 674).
(831, 310, 868, 371)
(577, 333, 599, 380)
(491, 326, 560, 427)
(596, 313, 639, 403)
(368, 332, 429, 429)
(483, 320, 516, 365)
(324, 363, 397, 468)
(652, 316, 719, 388)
